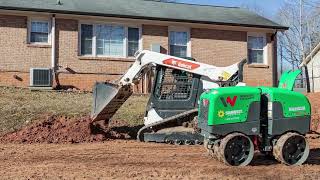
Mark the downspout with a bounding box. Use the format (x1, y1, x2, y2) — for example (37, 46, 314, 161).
(272, 31, 278, 87)
(51, 14, 59, 88)
(51, 14, 56, 71)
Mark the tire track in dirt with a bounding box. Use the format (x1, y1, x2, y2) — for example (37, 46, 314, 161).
(0, 139, 319, 179)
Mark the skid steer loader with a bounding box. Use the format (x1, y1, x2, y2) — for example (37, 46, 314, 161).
(91, 50, 246, 144)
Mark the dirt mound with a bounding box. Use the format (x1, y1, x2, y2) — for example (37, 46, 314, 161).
(307, 93, 320, 132)
(0, 115, 141, 144)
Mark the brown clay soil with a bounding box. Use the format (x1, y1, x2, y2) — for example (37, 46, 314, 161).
(0, 116, 319, 179)
(307, 93, 320, 132)
(0, 115, 141, 144)
(0, 92, 319, 179)
(0, 138, 319, 179)
(1, 93, 319, 144)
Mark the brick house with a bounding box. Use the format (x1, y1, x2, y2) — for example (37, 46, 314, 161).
(0, 0, 288, 93)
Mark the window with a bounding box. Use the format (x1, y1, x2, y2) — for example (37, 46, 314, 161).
(128, 27, 140, 57)
(29, 20, 50, 43)
(80, 23, 141, 57)
(169, 31, 189, 57)
(80, 24, 93, 55)
(248, 33, 267, 64)
(96, 25, 125, 56)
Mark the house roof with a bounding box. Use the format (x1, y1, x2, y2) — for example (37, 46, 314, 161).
(301, 42, 320, 67)
(0, 0, 288, 30)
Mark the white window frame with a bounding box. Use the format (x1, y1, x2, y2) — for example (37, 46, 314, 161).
(78, 22, 142, 58)
(168, 26, 191, 57)
(247, 32, 268, 65)
(27, 17, 51, 45)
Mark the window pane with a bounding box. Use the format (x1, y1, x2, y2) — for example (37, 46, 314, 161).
(81, 24, 93, 55)
(170, 45, 187, 57)
(170, 31, 187, 45)
(96, 25, 124, 56)
(128, 27, 139, 56)
(30, 21, 49, 43)
(110, 26, 124, 56)
(31, 32, 48, 43)
(170, 31, 188, 57)
(248, 49, 264, 64)
(31, 21, 49, 33)
(248, 36, 264, 49)
(96, 25, 111, 55)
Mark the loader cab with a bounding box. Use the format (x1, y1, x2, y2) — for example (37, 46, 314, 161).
(146, 65, 203, 120)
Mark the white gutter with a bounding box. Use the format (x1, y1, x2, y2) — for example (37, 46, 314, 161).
(51, 14, 56, 71)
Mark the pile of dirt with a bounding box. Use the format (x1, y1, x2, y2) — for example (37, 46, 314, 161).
(0, 115, 141, 144)
(307, 93, 320, 132)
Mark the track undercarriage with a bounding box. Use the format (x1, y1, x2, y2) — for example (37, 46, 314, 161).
(138, 109, 204, 145)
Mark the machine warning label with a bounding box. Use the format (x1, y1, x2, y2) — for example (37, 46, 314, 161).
(163, 58, 200, 70)
(289, 106, 306, 112)
(221, 71, 231, 80)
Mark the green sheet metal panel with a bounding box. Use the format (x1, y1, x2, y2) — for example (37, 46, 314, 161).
(260, 87, 311, 118)
(278, 70, 302, 91)
(200, 86, 261, 126)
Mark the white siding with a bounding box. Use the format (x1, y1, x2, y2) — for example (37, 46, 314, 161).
(307, 52, 320, 92)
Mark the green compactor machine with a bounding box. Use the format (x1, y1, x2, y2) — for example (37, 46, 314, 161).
(198, 70, 311, 166)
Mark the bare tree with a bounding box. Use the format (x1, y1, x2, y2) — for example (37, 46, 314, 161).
(277, 0, 320, 70)
(276, 0, 320, 89)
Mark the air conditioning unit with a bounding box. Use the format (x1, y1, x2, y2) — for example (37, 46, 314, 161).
(30, 68, 53, 87)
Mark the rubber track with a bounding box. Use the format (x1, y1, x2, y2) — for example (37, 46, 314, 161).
(137, 108, 198, 142)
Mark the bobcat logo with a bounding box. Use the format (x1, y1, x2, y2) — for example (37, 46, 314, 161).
(220, 96, 238, 107)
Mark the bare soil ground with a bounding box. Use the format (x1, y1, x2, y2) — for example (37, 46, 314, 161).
(0, 88, 320, 179)
(0, 115, 141, 144)
(0, 87, 147, 136)
(307, 93, 320, 132)
(0, 139, 319, 179)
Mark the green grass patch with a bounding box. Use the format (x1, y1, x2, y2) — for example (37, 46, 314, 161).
(0, 87, 148, 135)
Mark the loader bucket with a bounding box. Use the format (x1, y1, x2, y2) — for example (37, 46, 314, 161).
(91, 82, 133, 123)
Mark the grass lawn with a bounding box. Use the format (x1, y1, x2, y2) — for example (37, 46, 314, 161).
(0, 87, 148, 135)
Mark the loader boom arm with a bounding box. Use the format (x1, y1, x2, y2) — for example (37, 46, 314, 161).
(91, 50, 245, 123)
(119, 50, 243, 86)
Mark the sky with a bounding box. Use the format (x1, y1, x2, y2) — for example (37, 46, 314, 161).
(176, 0, 286, 18)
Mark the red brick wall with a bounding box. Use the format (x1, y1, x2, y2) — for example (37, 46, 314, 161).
(0, 14, 51, 88)
(0, 72, 29, 87)
(191, 28, 275, 86)
(142, 25, 168, 54)
(0, 14, 276, 91)
(54, 18, 133, 91)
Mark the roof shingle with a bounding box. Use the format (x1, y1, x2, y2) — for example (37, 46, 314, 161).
(0, 0, 288, 30)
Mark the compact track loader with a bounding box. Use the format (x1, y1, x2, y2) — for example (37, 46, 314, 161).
(199, 70, 311, 166)
(91, 50, 246, 144)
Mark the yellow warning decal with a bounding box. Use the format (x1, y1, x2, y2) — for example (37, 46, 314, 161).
(222, 71, 231, 80)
